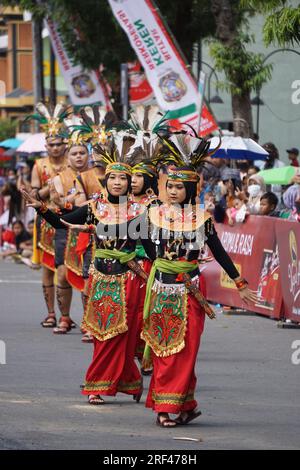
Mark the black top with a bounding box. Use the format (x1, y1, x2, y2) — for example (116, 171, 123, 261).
(15, 230, 32, 252)
(38, 204, 239, 280)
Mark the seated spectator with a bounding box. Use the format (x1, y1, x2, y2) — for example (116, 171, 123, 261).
(19, 220, 34, 258)
(259, 192, 280, 217)
(0, 220, 31, 259)
(247, 174, 266, 214)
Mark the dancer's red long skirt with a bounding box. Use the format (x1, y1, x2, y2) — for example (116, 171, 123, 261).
(82, 275, 142, 396)
(146, 275, 206, 414)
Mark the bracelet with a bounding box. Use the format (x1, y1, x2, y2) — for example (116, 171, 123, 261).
(85, 224, 95, 233)
(234, 278, 249, 290)
(64, 201, 73, 211)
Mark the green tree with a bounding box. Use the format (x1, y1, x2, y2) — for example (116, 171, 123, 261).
(0, 118, 18, 142)
(4, 0, 215, 78)
(3, 0, 275, 135)
(242, 0, 300, 47)
(210, 0, 273, 136)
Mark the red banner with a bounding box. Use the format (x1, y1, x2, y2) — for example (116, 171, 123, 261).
(276, 220, 300, 323)
(128, 61, 154, 105)
(199, 103, 219, 137)
(203, 215, 283, 319)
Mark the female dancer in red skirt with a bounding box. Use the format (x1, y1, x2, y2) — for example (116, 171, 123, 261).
(141, 132, 257, 427)
(22, 134, 151, 405)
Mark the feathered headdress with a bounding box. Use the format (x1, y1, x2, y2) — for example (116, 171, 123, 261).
(63, 115, 90, 148)
(122, 105, 168, 177)
(93, 132, 143, 176)
(68, 105, 112, 147)
(25, 102, 71, 138)
(162, 129, 221, 182)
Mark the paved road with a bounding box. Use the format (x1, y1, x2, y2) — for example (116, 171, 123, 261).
(0, 261, 299, 450)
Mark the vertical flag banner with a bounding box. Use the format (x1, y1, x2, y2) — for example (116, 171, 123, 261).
(199, 103, 219, 136)
(108, 0, 206, 130)
(46, 18, 111, 109)
(128, 61, 154, 105)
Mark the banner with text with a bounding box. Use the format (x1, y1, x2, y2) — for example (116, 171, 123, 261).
(128, 61, 218, 136)
(276, 220, 300, 323)
(203, 215, 283, 319)
(108, 0, 203, 129)
(46, 19, 111, 108)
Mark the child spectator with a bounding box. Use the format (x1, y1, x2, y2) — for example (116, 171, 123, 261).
(259, 192, 279, 217)
(0, 220, 31, 259)
(226, 195, 248, 225)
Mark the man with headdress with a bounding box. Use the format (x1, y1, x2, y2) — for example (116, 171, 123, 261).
(49, 128, 90, 333)
(29, 103, 70, 328)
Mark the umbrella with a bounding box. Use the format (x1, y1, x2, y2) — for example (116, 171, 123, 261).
(257, 166, 298, 185)
(3, 148, 16, 157)
(210, 135, 269, 160)
(17, 133, 46, 153)
(0, 137, 24, 148)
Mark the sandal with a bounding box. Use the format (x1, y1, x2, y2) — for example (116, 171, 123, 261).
(175, 409, 202, 425)
(88, 394, 105, 405)
(81, 332, 94, 343)
(156, 413, 177, 428)
(41, 313, 57, 328)
(133, 378, 143, 403)
(53, 317, 72, 334)
(70, 319, 77, 329)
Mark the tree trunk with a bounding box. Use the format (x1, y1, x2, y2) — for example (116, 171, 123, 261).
(211, 0, 253, 137)
(50, 44, 57, 107)
(32, 19, 44, 105)
(232, 92, 253, 137)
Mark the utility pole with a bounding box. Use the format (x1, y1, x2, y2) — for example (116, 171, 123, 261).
(120, 64, 129, 121)
(49, 44, 57, 107)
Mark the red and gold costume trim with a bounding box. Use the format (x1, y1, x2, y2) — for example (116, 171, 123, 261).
(65, 229, 84, 291)
(142, 288, 188, 357)
(81, 265, 128, 341)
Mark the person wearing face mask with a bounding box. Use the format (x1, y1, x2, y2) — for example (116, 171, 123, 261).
(246, 174, 266, 214)
(141, 133, 257, 428)
(21, 133, 152, 407)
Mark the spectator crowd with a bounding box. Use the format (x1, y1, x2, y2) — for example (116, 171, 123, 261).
(0, 140, 300, 268)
